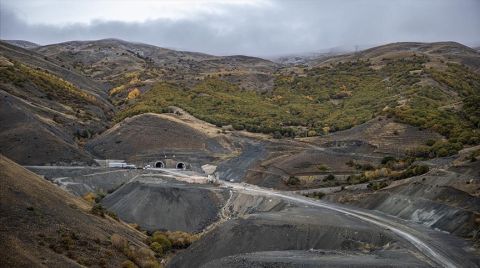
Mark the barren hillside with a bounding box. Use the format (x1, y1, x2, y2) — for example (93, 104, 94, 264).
(0, 155, 161, 267)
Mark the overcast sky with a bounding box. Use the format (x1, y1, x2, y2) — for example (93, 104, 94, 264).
(1, 0, 479, 56)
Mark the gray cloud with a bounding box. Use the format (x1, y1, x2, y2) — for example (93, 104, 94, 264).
(1, 0, 479, 56)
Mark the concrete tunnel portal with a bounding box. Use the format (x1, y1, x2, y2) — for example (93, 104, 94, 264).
(155, 161, 165, 168)
(176, 162, 186, 170)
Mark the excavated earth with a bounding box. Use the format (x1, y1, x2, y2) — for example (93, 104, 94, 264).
(100, 177, 228, 232)
(169, 200, 430, 267)
(325, 153, 480, 247)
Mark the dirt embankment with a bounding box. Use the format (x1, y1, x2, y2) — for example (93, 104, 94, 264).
(169, 206, 430, 267)
(101, 178, 228, 233)
(325, 155, 480, 246)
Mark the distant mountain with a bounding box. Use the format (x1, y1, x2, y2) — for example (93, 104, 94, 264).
(33, 38, 279, 93)
(313, 42, 480, 72)
(2, 39, 40, 49)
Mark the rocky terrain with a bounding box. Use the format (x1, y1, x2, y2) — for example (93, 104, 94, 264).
(1, 39, 479, 267)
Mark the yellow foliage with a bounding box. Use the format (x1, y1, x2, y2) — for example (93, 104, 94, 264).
(110, 85, 125, 96)
(364, 168, 390, 180)
(129, 76, 141, 85)
(127, 88, 141, 99)
(82, 192, 96, 204)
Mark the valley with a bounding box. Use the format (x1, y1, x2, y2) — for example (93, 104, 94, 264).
(1, 38, 479, 267)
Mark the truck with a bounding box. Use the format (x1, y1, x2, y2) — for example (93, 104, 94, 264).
(108, 162, 127, 168)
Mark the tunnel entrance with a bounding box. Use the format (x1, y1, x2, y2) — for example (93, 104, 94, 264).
(176, 162, 186, 170)
(155, 161, 165, 168)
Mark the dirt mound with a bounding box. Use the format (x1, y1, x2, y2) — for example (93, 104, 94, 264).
(101, 178, 227, 232)
(169, 207, 428, 267)
(0, 155, 153, 267)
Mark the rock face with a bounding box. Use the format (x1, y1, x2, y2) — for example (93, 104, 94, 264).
(101, 178, 228, 232)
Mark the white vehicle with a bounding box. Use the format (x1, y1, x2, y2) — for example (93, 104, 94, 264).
(108, 162, 127, 168)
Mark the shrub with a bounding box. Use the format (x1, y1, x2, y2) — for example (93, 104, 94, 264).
(305, 192, 325, 199)
(90, 204, 106, 217)
(425, 139, 436, 146)
(381, 156, 396, 165)
(410, 146, 432, 158)
(151, 232, 172, 252)
(127, 88, 141, 99)
(95, 191, 106, 203)
(112, 234, 161, 268)
(393, 164, 430, 180)
(149, 242, 163, 256)
(83, 192, 97, 204)
(111, 234, 128, 251)
(431, 141, 462, 157)
(317, 164, 329, 171)
(106, 210, 119, 221)
(323, 174, 335, 181)
(121, 260, 137, 268)
(164, 231, 199, 249)
(368, 181, 388, 191)
(285, 176, 301, 186)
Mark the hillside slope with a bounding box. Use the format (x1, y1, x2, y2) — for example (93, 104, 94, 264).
(0, 155, 160, 267)
(119, 42, 479, 153)
(33, 38, 278, 99)
(0, 42, 114, 165)
(85, 112, 234, 167)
